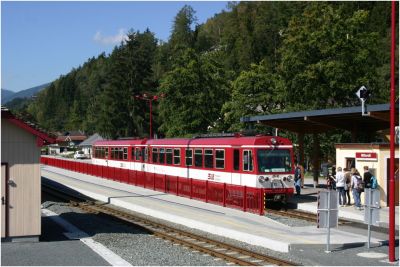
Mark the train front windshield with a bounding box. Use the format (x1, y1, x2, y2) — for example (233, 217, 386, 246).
(257, 149, 292, 173)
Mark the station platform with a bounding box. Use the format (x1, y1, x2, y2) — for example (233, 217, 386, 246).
(40, 165, 398, 256)
(2, 209, 112, 266)
(289, 178, 399, 230)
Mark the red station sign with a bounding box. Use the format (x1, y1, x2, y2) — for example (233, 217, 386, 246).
(355, 152, 378, 161)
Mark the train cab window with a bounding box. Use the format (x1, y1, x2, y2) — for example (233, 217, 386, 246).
(135, 147, 141, 161)
(174, 149, 180, 165)
(233, 149, 240, 171)
(152, 148, 159, 163)
(159, 148, 165, 164)
(257, 149, 292, 173)
(216, 149, 225, 169)
(195, 149, 203, 167)
(166, 149, 173, 164)
(243, 150, 253, 171)
(185, 149, 193, 166)
(204, 149, 213, 168)
(105, 147, 108, 159)
(123, 147, 128, 160)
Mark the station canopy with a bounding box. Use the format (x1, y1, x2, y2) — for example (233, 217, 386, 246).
(241, 103, 398, 134)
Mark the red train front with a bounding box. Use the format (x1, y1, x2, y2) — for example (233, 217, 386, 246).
(92, 134, 295, 204)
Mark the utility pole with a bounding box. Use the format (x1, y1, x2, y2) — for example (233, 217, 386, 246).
(134, 93, 165, 139)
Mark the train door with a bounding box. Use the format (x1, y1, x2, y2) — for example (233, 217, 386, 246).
(231, 148, 241, 185)
(1, 163, 8, 238)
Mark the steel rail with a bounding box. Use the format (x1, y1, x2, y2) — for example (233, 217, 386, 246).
(266, 208, 350, 225)
(78, 202, 296, 266)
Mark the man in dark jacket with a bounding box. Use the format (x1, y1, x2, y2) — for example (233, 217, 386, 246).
(363, 166, 372, 189)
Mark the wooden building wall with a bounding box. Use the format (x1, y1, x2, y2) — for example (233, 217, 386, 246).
(1, 119, 41, 237)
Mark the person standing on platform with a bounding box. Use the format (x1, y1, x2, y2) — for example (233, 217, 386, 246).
(335, 167, 346, 206)
(351, 168, 363, 210)
(343, 168, 352, 205)
(363, 166, 372, 189)
(300, 164, 305, 188)
(294, 163, 301, 195)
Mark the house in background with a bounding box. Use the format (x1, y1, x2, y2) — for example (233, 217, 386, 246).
(77, 133, 104, 158)
(49, 131, 87, 155)
(1, 106, 55, 241)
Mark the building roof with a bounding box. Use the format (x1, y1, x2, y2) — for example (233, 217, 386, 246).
(241, 103, 398, 134)
(1, 106, 56, 146)
(78, 133, 104, 147)
(55, 130, 87, 142)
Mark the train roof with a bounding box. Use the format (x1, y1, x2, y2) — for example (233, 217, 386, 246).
(147, 135, 292, 146)
(93, 135, 292, 147)
(94, 139, 146, 146)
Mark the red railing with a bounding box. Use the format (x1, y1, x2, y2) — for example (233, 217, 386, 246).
(41, 157, 269, 215)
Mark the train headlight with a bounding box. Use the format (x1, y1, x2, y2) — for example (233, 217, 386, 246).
(287, 175, 293, 182)
(283, 177, 287, 181)
(265, 177, 270, 182)
(271, 138, 277, 145)
(258, 176, 265, 183)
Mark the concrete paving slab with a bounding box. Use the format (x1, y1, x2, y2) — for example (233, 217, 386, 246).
(1, 213, 110, 266)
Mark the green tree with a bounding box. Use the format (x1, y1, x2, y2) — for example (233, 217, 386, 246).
(278, 3, 381, 111)
(158, 49, 229, 137)
(222, 62, 281, 132)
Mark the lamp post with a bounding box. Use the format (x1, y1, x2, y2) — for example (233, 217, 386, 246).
(134, 93, 165, 139)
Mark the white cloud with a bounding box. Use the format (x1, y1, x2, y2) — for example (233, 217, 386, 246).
(93, 28, 128, 45)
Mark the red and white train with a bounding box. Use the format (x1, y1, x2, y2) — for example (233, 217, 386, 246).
(92, 134, 295, 202)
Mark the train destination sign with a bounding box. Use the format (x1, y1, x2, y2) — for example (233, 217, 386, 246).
(355, 152, 378, 161)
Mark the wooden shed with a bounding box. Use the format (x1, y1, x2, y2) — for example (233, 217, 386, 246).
(1, 107, 55, 241)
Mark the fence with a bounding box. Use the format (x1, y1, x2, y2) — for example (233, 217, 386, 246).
(41, 157, 265, 215)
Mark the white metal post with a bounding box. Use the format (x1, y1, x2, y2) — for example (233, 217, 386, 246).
(326, 190, 331, 253)
(367, 188, 372, 249)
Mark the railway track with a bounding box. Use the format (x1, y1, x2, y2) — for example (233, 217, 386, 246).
(42, 184, 297, 266)
(265, 208, 350, 225)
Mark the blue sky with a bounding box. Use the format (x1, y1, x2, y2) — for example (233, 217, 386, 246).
(1, 1, 229, 92)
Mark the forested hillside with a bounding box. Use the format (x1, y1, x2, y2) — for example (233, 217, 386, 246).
(22, 2, 397, 158)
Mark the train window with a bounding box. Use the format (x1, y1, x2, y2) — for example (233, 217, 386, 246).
(166, 149, 173, 165)
(123, 147, 128, 160)
(174, 149, 180, 165)
(152, 148, 159, 163)
(204, 149, 213, 168)
(195, 149, 203, 167)
(243, 150, 253, 171)
(216, 149, 225, 169)
(131, 147, 135, 161)
(105, 147, 108, 159)
(135, 147, 141, 161)
(185, 149, 193, 166)
(233, 149, 240, 171)
(144, 147, 148, 162)
(110, 148, 115, 159)
(159, 148, 165, 164)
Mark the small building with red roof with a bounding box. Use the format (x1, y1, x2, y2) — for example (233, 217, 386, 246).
(1, 106, 55, 241)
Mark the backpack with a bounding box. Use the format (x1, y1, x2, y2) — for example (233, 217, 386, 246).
(371, 176, 378, 189)
(355, 175, 365, 192)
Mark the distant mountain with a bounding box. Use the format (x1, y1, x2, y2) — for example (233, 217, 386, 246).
(1, 89, 15, 104)
(1, 82, 50, 104)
